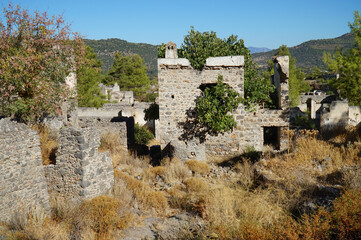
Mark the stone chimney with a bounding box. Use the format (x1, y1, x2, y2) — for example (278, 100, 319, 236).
(165, 41, 178, 59)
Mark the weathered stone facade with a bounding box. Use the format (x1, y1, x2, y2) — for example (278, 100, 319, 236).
(0, 118, 50, 222)
(158, 42, 290, 161)
(44, 127, 114, 200)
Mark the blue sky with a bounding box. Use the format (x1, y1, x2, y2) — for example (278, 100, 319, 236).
(1, 0, 360, 49)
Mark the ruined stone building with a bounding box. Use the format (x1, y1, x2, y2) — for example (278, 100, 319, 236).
(295, 94, 361, 129)
(157, 42, 290, 161)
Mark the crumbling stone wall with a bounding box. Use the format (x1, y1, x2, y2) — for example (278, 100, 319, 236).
(158, 42, 290, 161)
(78, 117, 128, 148)
(320, 100, 361, 129)
(44, 127, 114, 200)
(0, 118, 50, 222)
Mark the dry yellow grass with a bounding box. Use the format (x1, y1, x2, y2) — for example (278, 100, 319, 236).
(31, 124, 58, 165)
(161, 158, 192, 184)
(233, 158, 255, 190)
(185, 177, 208, 193)
(114, 170, 168, 212)
(185, 160, 210, 176)
(99, 131, 151, 170)
(79, 195, 134, 240)
(143, 166, 167, 181)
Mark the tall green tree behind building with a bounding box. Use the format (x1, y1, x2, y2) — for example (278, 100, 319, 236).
(77, 46, 105, 108)
(324, 11, 361, 106)
(105, 52, 150, 99)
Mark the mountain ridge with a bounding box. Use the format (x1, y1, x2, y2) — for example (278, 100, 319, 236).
(85, 33, 355, 77)
(252, 33, 355, 71)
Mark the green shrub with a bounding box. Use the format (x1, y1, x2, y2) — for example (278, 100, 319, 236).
(144, 102, 159, 121)
(134, 123, 154, 145)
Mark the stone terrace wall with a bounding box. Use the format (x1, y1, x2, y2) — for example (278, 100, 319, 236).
(0, 118, 50, 222)
(44, 127, 114, 200)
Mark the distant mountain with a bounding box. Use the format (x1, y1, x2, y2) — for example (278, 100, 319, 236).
(248, 47, 271, 54)
(252, 33, 355, 72)
(84, 38, 158, 78)
(85, 33, 356, 78)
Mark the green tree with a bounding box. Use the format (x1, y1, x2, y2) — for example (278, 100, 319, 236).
(0, 4, 85, 123)
(196, 75, 242, 133)
(77, 46, 105, 108)
(324, 11, 361, 106)
(273, 45, 311, 107)
(105, 52, 150, 99)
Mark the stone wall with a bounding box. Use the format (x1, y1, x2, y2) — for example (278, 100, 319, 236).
(158, 42, 290, 161)
(0, 118, 50, 222)
(78, 117, 128, 149)
(44, 127, 114, 200)
(320, 100, 361, 129)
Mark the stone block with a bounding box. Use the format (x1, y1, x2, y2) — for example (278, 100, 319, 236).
(205, 56, 244, 67)
(158, 58, 191, 67)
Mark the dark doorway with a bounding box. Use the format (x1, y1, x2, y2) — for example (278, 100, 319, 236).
(263, 127, 280, 150)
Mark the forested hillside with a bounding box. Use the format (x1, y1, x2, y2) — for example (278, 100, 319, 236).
(252, 33, 355, 72)
(85, 33, 355, 78)
(84, 38, 158, 77)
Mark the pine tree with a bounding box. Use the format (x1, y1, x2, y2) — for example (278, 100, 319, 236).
(77, 46, 105, 108)
(106, 52, 150, 99)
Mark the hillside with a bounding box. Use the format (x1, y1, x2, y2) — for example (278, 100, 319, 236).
(84, 38, 158, 78)
(85, 33, 355, 78)
(252, 33, 355, 72)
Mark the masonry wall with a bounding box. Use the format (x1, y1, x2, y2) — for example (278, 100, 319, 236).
(78, 117, 128, 149)
(158, 53, 290, 161)
(44, 127, 114, 200)
(0, 118, 50, 222)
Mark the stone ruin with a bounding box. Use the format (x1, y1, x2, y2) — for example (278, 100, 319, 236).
(99, 82, 134, 104)
(294, 93, 361, 129)
(0, 118, 51, 222)
(157, 42, 290, 161)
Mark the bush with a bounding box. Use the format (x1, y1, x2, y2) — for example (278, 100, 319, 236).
(134, 123, 154, 145)
(79, 196, 123, 239)
(185, 160, 210, 176)
(144, 102, 159, 121)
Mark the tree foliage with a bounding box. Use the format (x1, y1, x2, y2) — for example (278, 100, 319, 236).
(158, 27, 274, 110)
(77, 46, 105, 108)
(134, 123, 154, 145)
(271, 45, 311, 107)
(196, 75, 242, 133)
(105, 52, 150, 99)
(144, 102, 159, 121)
(0, 4, 85, 123)
(324, 11, 361, 106)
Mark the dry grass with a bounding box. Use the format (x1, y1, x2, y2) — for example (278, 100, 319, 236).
(31, 124, 58, 165)
(185, 160, 210, 176)
(185, 177, 209, 193)
(99, 131, 150, 170)
(114, 170, 168, 212)
(143, 166, 167, 181)
(78, 195, 134, 240)
(233, 158, 255, 190)
(98, 131, 124, 154)
(161, 158, 192, 184)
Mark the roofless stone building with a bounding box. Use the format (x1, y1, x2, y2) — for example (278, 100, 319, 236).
(157, 42, 290, 161)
